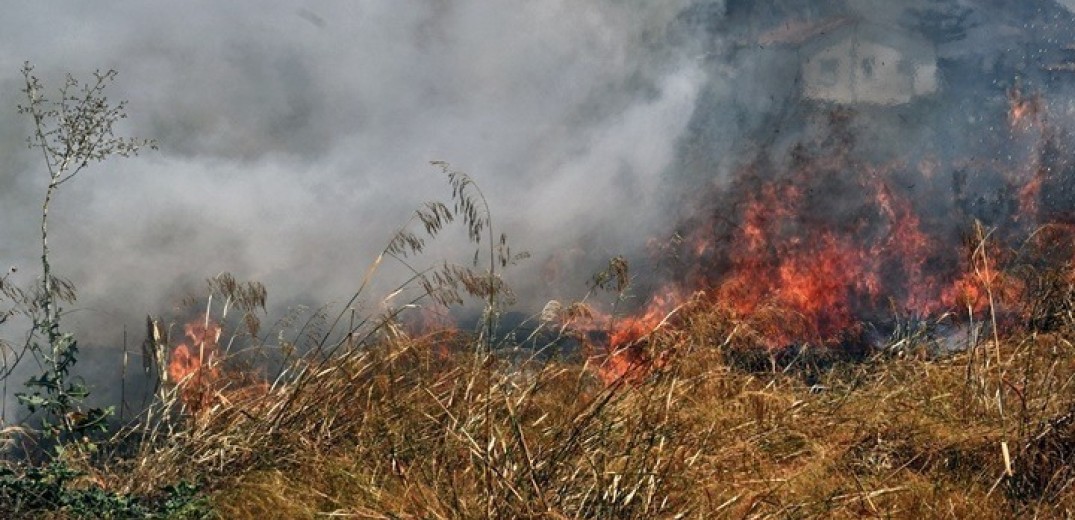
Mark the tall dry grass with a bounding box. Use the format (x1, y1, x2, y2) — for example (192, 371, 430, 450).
(82, 279, 1075, 519)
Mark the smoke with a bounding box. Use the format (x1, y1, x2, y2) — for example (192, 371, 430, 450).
(3, 0, 1075, 412)
(0, 1, 710, 411)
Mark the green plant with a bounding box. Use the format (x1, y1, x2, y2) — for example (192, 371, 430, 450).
(14, 62, 154, 447)
(0, 62, 216, 519)
(0, 463, 209, 519)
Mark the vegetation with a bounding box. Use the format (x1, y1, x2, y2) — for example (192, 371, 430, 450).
(15, 62, 154, 450)
(2, 65, 1075, 519)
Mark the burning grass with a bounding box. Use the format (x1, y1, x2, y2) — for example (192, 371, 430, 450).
(70, 167, 1075, 517)
(9, 100, 1075, 516)
(70, 282, 1075, 519)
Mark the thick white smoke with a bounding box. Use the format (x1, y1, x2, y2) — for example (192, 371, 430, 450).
(0, 1, 710, 413)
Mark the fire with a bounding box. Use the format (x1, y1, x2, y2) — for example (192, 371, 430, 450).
(168, 317, 222, 413)
(1008, 86, 1042, 132)
(682, 164, 953, 347)
(940, 233, 1026, 316)
(576, 288, 683, 385)
(586, 97, 1075, 374)
(166, 316, 271, 415)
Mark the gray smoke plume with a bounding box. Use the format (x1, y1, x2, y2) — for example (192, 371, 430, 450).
(0, 1, 708, 415)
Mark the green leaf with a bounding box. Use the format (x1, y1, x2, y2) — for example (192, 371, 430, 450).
(15, 392, 47, 411)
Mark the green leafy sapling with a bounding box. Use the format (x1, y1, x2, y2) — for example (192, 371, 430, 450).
(14, 62, 155, 449)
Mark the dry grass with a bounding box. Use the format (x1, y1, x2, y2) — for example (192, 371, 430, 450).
(44, 186, 1075, 517)
(79, 291, 1075, 519)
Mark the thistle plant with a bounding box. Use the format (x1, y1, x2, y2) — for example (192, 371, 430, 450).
(14, 62, 154, 447)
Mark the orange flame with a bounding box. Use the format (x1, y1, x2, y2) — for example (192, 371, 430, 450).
(167, 316, 272, 415)
(1008, 86, 1042, 132)
(168, 317, 223, 413)
(580, 96, 1073, 371)
(585, 288, 682, 385)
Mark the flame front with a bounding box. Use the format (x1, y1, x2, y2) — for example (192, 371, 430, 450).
(590, 95, 1075, 378)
